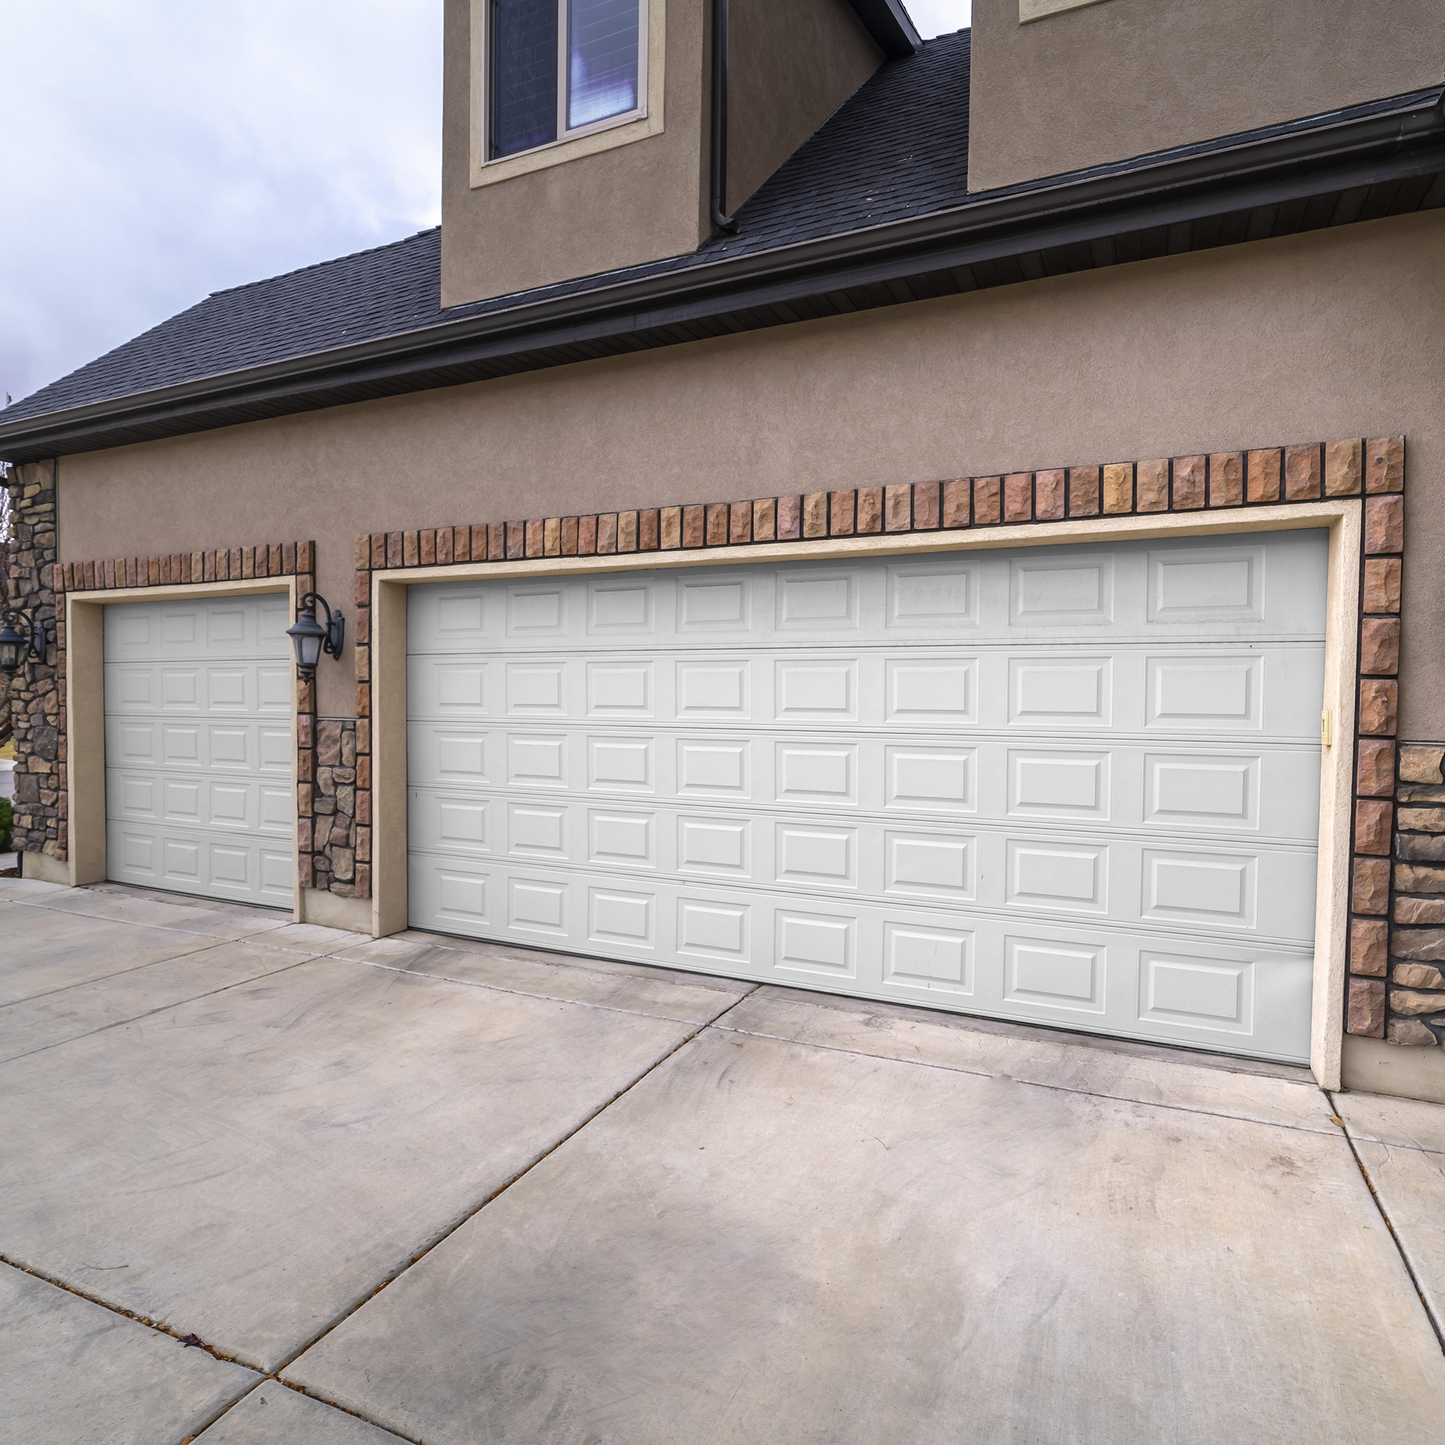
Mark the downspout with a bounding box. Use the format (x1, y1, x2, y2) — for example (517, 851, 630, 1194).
(710, 0, 740, 233)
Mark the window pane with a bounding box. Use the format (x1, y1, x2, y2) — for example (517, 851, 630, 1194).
(567, 0, 640, 130)
(492, 0, 558, 158)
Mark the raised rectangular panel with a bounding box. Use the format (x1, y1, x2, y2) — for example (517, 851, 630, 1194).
(678, 576, 748, 631)
(118, 723, 158, 763)
(257, 668, 291, 711)
(589, 582, 653, 633)
(436, 666, 487, 712)
(1008, 751, 1109, 819)
(1010, 554, 1113, 625)
(119, 831, 156, 871)
(886, 562, 977, 629)
(1144, 753, 1260, 829)
(1004, 937, 1105, 1012)
(776, 911, 855, 976)
(258, 727, 292, 771)
(257, 602, 289, 646)
(1146, 656, 1262, 730)
(587, 661, 652, 715)
(589, 888, 654, 946)
(207, 669, 248, 710)
(883, 922, 973, 992)
(163, 779, 202, 822)
(162, 670, 201, 708)
(884, 660, 975, 722)
(676, 660, 749, 716)
(259, 850, 295, 895)
(1140, 953, 1252, 1032)
(437, 592, 486, 636)
(206, 608, 247, 647)
(208, 781, 250, 826)
(161, 612, 195, 646)
(1006, 841, 1107, 912)
(678, 739, 750, 796)
(118, 670, 154, 706)
(505, 803, 561, 856)
(121, 777, 155, 817)
(590, 811, 654, 866)
(507, 734, 567, 787)
(885, 747, 975, 812)
(776, 744, 856, 805)
(776, 570, 857, 630)
(508, 877, 567, 934)
(114, 612, 151, 646)
(776, 825, 856, 887)
(885, 832, 973, 899)
(678, 816, 750, 875)
(506, 662, 566, 714)
(161, 725, 202, 766)
(508, 586, 566, 635)
(209, 727, 250, 768)
(1009, 659, 1111, 725)
(435, 732, 488, 781)
(162, 837, 203, 882)
(436, 869, 490, 923)
(1148, 546, 1264, 623)
(1142, 849, 1256, 928)
(678, 899, 750, 961)
(436, 797, 491, 851)
(588, 736, 654, 792)
(259, 786, 293, 831)
(775, 660, 856, 719)
(209, 843, 251, 886)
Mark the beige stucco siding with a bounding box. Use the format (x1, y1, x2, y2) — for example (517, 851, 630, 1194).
(57, 210, 1445, 725)
(968, 0, 1445, 192)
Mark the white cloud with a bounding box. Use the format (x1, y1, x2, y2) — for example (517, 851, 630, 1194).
(0, 1, 971, 410)
(0, 0, 442, 406)
(904, 1, 973, 38)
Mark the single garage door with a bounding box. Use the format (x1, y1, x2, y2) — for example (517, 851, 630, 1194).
(408, 531, 1327, 1062)
(105, 594, 294, 906)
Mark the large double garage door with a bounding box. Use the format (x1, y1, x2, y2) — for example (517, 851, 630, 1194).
(104, 595, 294, 906)
(412, 529, 1327, 1061)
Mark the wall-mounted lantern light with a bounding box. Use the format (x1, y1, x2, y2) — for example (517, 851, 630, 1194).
(0, 607, 45, 677)
(286, 592, 345, 681)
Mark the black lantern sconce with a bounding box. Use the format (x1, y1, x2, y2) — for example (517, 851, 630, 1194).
(286, 592, 345, 680)
(0, 607, 46, 677)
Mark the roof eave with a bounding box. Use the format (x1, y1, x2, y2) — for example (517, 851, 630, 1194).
(3, 85, 1442, 465)
(844, 0, 924, 57)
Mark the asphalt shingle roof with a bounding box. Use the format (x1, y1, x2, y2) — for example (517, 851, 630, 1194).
(4, 30, 972, 425)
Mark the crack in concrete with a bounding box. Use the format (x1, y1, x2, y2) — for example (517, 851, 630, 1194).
(1328, 1089, 1445, 1357)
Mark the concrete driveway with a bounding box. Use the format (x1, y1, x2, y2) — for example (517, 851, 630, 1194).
(2, 878, 1443, 1443)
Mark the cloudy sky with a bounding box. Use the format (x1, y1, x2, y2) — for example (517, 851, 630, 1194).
(0, 1, 971, 409)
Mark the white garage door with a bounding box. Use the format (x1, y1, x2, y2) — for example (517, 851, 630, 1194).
(105, 595, 295, 906)
(408, 531, 1327, 1062)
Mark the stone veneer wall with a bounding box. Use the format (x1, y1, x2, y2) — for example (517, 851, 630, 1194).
(5, 461, 61, 859)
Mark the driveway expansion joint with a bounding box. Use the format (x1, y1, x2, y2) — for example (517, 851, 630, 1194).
(1329, 1089, 1445, 1356)
(270, 983, 761, 1382)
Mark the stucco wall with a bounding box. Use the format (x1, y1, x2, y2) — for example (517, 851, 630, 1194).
(440, 0, 708, 307)
(968, 0, 1445, 192)
(725, 0, 881, 216)
(56, 210, 1445, 726)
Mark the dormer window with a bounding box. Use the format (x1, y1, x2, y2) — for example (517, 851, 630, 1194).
(488, 0, 646, 160)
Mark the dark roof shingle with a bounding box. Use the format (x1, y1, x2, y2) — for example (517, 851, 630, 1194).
(4, 30, 972, 425)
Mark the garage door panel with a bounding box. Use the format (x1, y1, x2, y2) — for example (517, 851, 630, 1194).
(105, 597, 293, 906)
(408, 533, 1326, 1062)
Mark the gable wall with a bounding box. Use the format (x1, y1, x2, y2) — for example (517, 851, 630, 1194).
(967, 0, 1445, 192)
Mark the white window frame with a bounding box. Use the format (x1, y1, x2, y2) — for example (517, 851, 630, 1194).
(470, 0, 665, 189)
